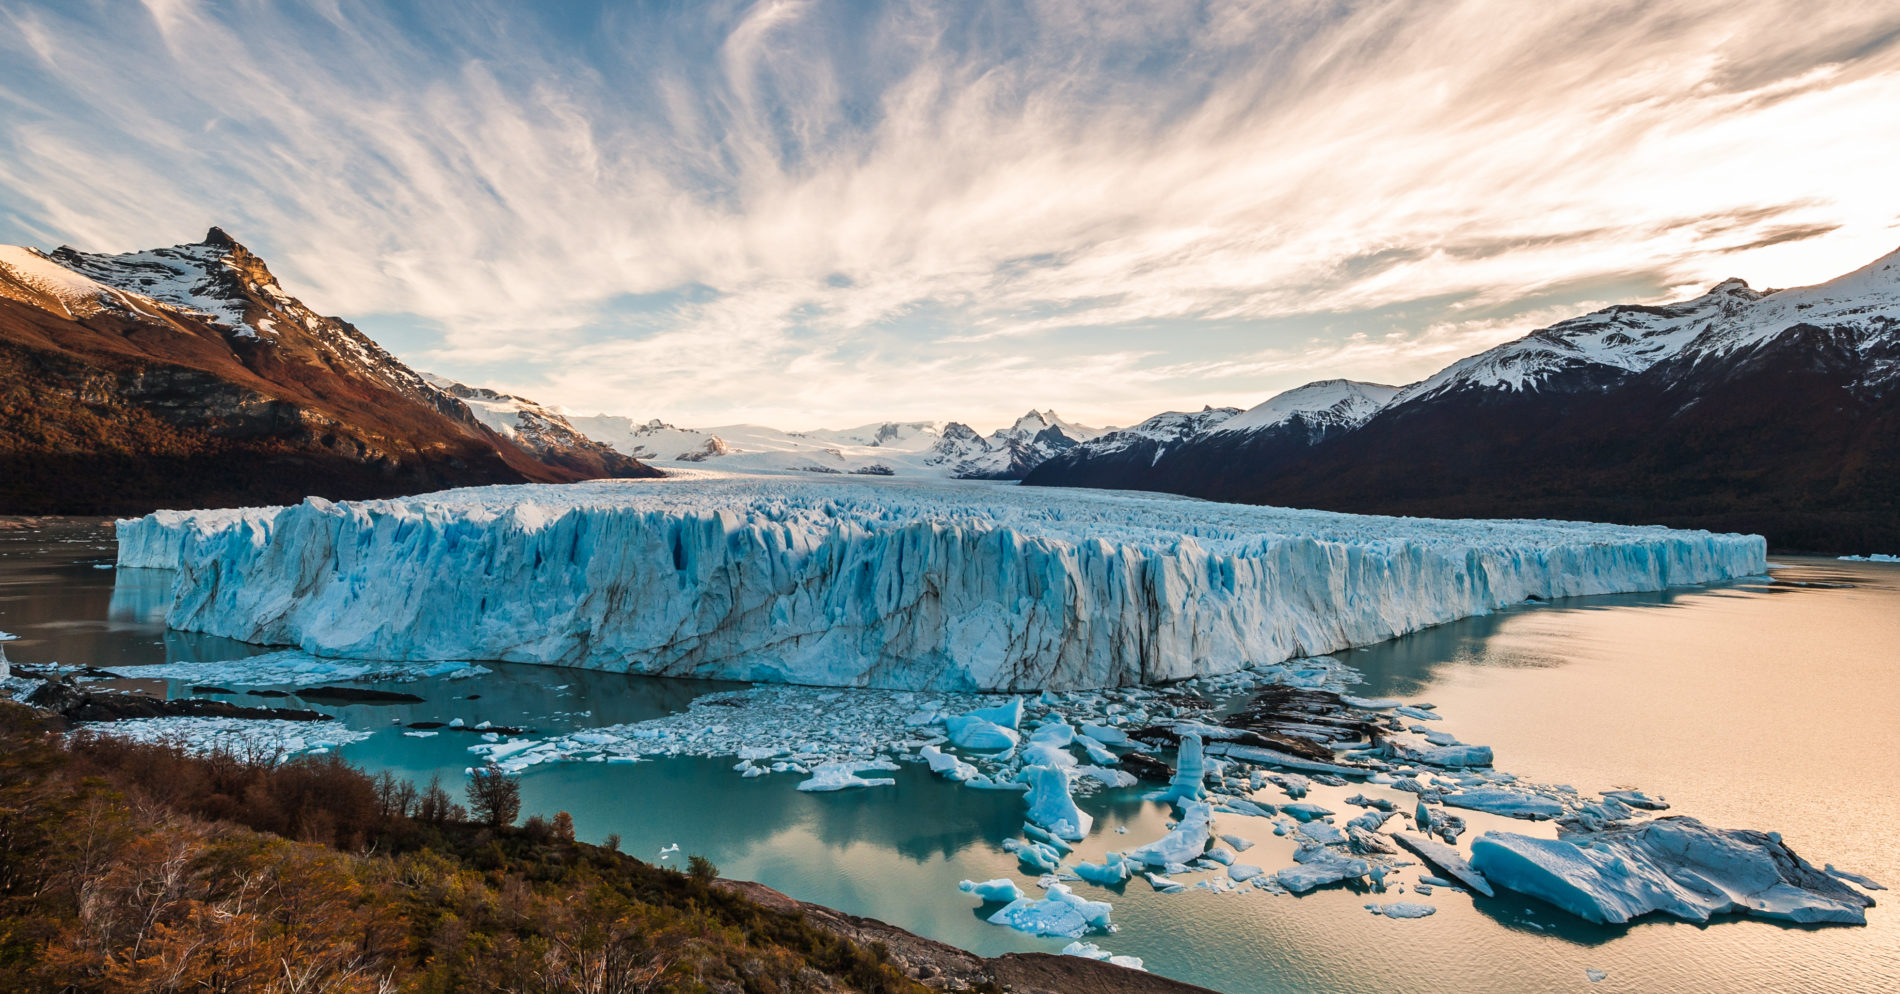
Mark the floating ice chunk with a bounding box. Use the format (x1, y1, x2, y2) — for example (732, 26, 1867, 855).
(1204, 742, 1369, 777)
(920, 744, 977, 782)
(1277, 849, 1370, 893)
(986, 883, 1113, 938)
(403, 730, 438, 738)
(1004, 838, 1064, 874)
(1060, 941, 1145, 971)
(1022, 823, 1076, 854)
(795, 763, 897, 792)
(1601, 789, 1669, 810)
(959, 878, 1025, 903)
(1076, 765, 1137, 788)
(1228, 864, 1264, 882)
(1128, 800, 1214, 867)
(1825, 864, 1886, 891)
(1586, 969, 1609, 983)
(1268, 773, 1310, 798)
(1441, 787, 1563, 820)
(1151, 734, 1207, 804)
(1342, 696, 1402, 709)
(1143, 872, 1186, 893)
(1390, 831, 1495, 897)
(1377, 902, 1437, 919)
(1469, 818, 1876, 925)
(1074, 853, 1133, 885)
(1220, 833, 1254, 852)
(1023, 765, 1093, 840)
(946, 716, 1020, 751)
(1074, 734, 1120, 765)
(1383, 732, 1492, 768)
(1079, 722, 1129, 746)
(1297, 821, 1347, 846)
(1394, 706, 1440, 721)
(1280, 802, 1334, 823)
(1217, 798, 1276, 818)
(969, 698, 1024, 728)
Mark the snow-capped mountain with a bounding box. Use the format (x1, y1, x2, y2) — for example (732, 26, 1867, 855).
(1210, 379, 1401, 435)
(1026, 248, 1900, 551)
(924, 409, 1111, 479)
(418, 374, 650, 480)
(1024, 380, 1397, 493)
(564, 408, 1107, 480)
(0, 229, 655, 514)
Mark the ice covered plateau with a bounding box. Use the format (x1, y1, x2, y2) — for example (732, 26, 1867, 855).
(122, 471, 1764, 691)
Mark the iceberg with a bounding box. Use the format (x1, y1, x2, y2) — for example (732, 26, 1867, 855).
(986, 883, 1113, 938)
(1151, 733, 1207, 804)
(1277, 848, 1371, 893)
(1128, 800, 1214, 867)
(958, 878, 1025, 903)
(125, 472, 1766, 691)
(1074, 853, 1133, 885)
(945, 716, 1020, 750)
(1375, 902, 1437, 919)
(1468, 817, 1875, 925)
(1022, 765, 1093, 840)
(920, 745, 977, 782)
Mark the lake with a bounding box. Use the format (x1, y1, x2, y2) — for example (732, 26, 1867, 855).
(1, 518, 1893, 993)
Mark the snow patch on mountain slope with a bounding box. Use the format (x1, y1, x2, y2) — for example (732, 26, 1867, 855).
(1394, 247, 1900, 405)
(1214, 380, 1401, 434)
(123, 470, 1764, 691)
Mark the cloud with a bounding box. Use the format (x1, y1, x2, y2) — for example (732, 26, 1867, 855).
(0, 0, 1897, 428)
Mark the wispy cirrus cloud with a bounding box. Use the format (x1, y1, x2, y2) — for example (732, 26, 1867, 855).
(1, 0, 1897, 428)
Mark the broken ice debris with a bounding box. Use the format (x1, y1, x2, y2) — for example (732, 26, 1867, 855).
(1375, 902, 1437, 919)
(1128, 800, 1214, 867)
(1440, 787, 1564, 820)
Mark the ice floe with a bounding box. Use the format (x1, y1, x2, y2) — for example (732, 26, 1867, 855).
(985, 882, 1113, 938)
(1060, 941, 1145, 971)
(1468, 818, 1877, 925)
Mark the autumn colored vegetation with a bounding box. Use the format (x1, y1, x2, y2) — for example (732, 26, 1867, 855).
(0, 703, 925, 993)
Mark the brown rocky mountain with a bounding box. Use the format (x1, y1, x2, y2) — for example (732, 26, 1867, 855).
(0, 228, 657, 515)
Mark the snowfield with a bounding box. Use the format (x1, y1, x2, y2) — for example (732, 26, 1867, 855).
(119, 471, 1765, 691)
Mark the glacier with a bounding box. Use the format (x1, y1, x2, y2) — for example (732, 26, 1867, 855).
(120, 471, 1764, 691)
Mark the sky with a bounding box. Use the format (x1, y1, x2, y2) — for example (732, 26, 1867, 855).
(1, 1, 1898, 431)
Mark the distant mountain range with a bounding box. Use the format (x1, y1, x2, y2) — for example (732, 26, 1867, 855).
(0, 229, 655, 514)
(1025, 249, 1900, 552)
(7, 227, 1894, 551)
(559, 408, 1110, 479)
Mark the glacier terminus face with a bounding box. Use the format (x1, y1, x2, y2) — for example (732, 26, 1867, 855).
(119, 470, 1766, 691)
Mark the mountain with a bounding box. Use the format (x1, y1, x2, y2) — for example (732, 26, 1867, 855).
(568, 409, 1108, 479)
(924, 409, 1111, 479)
(1024, 249, 1900, 552)
(0, 229, 656, 514)
(1023, 381, 1397, 493)
(418, 374, 651, 480)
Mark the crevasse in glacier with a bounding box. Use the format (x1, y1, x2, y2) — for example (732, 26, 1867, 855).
(119, 471, 1766, 691)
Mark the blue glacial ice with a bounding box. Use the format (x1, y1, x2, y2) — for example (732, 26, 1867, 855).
(986, 883, 1114, 938)
(958, 878, 1025, 903)
(122, 472, 1766, 691)
(1061, 941, 1145, 971)
(1468, 817, 1876, 925)
(1022, 764, 1093, 840)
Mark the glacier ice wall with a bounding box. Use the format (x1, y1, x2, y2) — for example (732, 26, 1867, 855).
(119, 472, 1766, 691)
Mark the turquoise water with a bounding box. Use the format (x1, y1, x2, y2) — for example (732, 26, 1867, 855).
(2, 522, 1894, 992)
